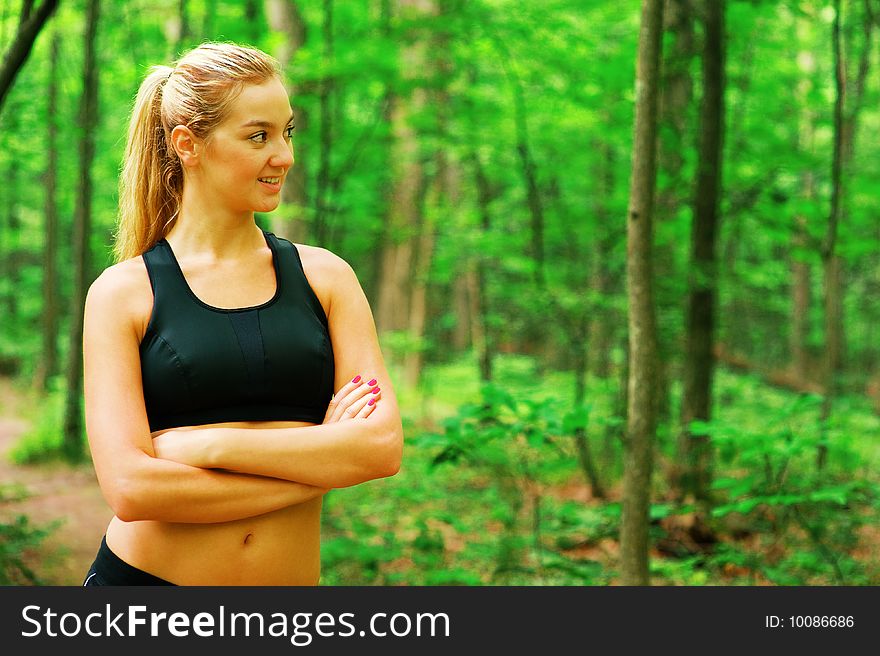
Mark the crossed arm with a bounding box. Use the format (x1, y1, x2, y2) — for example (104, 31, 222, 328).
(152, 375, 402, 489)
(83, 249, 402, 524)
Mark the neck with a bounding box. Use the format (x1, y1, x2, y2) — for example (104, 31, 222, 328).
(167, 181, 264, 260)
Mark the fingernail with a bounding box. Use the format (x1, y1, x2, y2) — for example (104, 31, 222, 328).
(367, 379, 377, 386)
(371, 387, 380, 394)
(368, 398, 375, 406)
(352, 375, 361, 384)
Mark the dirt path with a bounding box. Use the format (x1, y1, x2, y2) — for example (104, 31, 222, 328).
(0, 380, 114, 585)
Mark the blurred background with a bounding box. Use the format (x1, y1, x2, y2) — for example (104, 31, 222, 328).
(0, 0, 878, 585)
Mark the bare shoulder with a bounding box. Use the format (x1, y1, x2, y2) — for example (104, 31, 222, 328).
(294, 244, 362, 315)
(294, 243, 355, 280)
(88, 256, 151, 305)
(86, 256, 154, 339)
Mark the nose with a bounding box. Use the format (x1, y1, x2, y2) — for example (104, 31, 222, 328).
(270, 138, 294, 171)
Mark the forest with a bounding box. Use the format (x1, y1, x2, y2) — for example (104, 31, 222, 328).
(0, 0, 878, 586)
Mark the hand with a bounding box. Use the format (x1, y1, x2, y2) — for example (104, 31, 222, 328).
(152, 427, 211, 468)
(323, 375, 382, 424)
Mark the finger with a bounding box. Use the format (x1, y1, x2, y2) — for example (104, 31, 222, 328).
(342, 387, 381, 421)
(352, 388, 381, 418)
(329, 382, 371, 422)
(355, 391, 381, 418)
(329, 378, 380, 423)
(325, 375, 365, 422)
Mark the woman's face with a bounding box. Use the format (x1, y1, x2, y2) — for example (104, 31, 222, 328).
(195, 77, 295, 214)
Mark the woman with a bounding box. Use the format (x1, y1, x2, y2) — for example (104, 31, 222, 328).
(81, 42, 402, 586)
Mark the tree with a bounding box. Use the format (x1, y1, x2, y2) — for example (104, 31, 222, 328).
(461, 57, 496, 382)
(656, 0, 695, 433)
(264, 0, 309, 242)
(819, 0, 875, 469)
(621, 0, 663, 586)
(404, 0, 447, 390)
(0, 0, 59, 113)
(680, 0, 726, 512)
(37, 29, 61, 393)
(312, 0, 335, 247)
(62, 0, 100, 463)
(375, 0, 430, 342)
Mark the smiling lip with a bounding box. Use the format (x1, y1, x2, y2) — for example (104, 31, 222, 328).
(258, 177, 283, 192)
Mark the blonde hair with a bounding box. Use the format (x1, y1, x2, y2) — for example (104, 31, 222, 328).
(114, 42, 281, 262)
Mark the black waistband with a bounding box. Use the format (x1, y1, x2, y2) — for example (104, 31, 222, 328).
(91, 535, 177, 586)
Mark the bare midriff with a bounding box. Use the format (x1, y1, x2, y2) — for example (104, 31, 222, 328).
(105, 419, 323, 586)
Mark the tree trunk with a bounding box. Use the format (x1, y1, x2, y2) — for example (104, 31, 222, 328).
(314, 0, 334, 246)
(470, 271, 493, 383)
(791, 176, 813, 380)
(244, 0, 260, 43)
(605, 338, 630, 471)
(403, 189, 435, 388)
(819, 0, 874, 469)
(375, 101, 420, 335)
(513, 96, 543, 289)
(588, 139, 616, 379)
(264, 0, 309, 243)
(480, 36, 546, 288)
(62, 0, 100, 463)
(375, 0, 430, 342)
(517, 141, 544, 289)
(37, 30, 61, 393)
(176, 0, 190, 55)
(621, 0, 663, 587)
(488, 32, 545, 288)
(2, 166, 20, 327)
(791, 26, 814, 381)
(655, 0, 694, 430)
(1, 66, 24, 330)
(484, 27, 545, 375)
(461, 51, 496, 382)
(718, 36, 755, 361)
(819, 0, 845, 471)
(573, 314, 606, 499)
(473, 153, 494, 384)
(404, 6, 448, 389)
(679, 0, 725, 509)
(451, 275, 470, 351)
(369, 0, 394, 302)
(0, 0, 59, 113)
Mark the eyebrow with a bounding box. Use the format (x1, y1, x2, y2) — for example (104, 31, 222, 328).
(240, 111, 295, 129)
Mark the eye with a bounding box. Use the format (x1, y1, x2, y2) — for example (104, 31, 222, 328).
(249, 132, 268, 144)
(285, 125, 295, 140)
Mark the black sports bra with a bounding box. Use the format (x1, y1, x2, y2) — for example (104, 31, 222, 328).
(139, 230, 335, 432)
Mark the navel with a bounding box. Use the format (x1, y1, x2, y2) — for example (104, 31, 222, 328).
(243, 532, 254, 545)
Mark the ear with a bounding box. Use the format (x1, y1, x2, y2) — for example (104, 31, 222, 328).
(169, 125, 202, 167)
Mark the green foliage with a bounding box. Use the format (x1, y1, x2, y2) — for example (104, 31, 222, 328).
(321, 351, 880, 585)
(423, 381, 573, 486)
(0, 483, 59, 586)
(9, 385, 69, 464)
(322, 355, 614, 585)
(679, 372, 880, 584)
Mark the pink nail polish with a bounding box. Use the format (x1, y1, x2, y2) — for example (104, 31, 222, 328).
(368, 398, 375, 406)
(371, 387, 380, 394)
(367, 379, 377, 386)
(352, 375, 361, 384)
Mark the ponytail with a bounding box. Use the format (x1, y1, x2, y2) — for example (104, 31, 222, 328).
(114, 65, 181, 262)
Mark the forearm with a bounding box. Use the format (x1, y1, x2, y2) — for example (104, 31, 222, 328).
(116, 452, 327, 523)
(204, 418, 403, 489)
